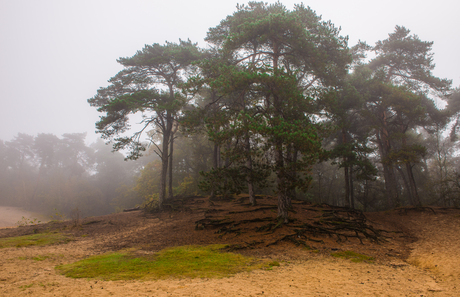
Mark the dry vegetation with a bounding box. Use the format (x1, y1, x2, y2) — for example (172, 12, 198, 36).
(1, 195, 459, 296)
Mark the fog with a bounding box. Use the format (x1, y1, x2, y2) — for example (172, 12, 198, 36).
(0, 0, 458, 143)
(1, 1, 460, 221)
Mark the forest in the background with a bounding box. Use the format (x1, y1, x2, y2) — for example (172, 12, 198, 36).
(2, 2, 460, 220)
(0, 133, 146, 217)
(0, 131, 214, 217)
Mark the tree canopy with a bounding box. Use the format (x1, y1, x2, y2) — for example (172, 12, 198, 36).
(84, 2, 457, 221)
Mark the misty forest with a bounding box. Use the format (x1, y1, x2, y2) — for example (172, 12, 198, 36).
(2, 2, 460, 222)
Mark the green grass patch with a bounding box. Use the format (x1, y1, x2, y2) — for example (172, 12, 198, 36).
(331, 250, 374, 263)
(0, 232, 71, 248)
(56, 244, 271, 280)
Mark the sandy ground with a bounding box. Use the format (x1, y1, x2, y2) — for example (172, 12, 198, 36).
(0, 208, 459, 296)
(0, 206, 48, 228)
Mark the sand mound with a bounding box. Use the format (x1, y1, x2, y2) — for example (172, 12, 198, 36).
(0, 201, 459, 296)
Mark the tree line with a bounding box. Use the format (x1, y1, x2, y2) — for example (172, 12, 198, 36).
(57, 2, 460, 221)
(0, 131, 216, 218)
(0, 133, 149, 217)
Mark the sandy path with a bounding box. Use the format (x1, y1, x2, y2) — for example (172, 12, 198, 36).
(0, 212, 459, 296)
(0, 248, 448, 297)
(406, 212, 460, 289)
(0, 206, 48, 228)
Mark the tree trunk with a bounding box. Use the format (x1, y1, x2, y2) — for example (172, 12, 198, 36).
(276, 149, 290, 223)
(275, 122, 290, 222)
(344, 163, 350, 207)
(31, 172, 41, 206)
(363, 180, 368, 211)
(272, 42, 290, 222)
(382, 162, 399, 207)
(210, 143, 219, 199)
(158, 112, 173, 208)
(217, 143, 221, 168)
(223, 141, 231, 199)
(406, 162, 421, 206)
(401, 136, 421, 207)
(225, 141, 230, 167)
(342, 128, 350, 207)
(158, 151, 168, 209)
(349, 166, 355, 209)
(317, 171, 322, 203)
(376, 119, 400, 208)
(277, 186, 290, 223)
(291, 149, 298, 201)
(167, 128, 175, 200)
(245, 132, 256, 205)
(396, 165, 413, 205)
(286, 144, 297, 203)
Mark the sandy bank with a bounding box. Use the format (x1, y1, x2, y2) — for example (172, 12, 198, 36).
(0, 206, 47, 228)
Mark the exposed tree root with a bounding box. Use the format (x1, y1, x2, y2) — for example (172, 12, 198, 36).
(266, 234, 318, 250)
(194, 198, 389, 250)
(205, 208, 225, 216)
(217, 226, 242, 237)
(255, 218, 284, 233)
(224, 241, 265, 251)
(197, 217, 274, 233)
(291, 207, 385, 244)
(228, 206, 277, 214)
(195, 218, 235, 230)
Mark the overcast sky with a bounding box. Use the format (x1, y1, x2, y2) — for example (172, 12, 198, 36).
(1, 0, 459, 144)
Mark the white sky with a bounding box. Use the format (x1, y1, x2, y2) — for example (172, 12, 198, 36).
(1, 0, 459, 144)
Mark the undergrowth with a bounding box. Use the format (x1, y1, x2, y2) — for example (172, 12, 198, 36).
(0, 232, 71, 248)
(56, 244, 273, 280)
(16, 216, 41, 227)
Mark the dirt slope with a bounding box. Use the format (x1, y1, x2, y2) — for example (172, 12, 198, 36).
(0, 196, 459, 296)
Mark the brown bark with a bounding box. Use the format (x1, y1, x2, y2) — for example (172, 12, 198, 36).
(167, 126, 176, 200)
(272, 42, 290, 222)
(344, 165, 350, 207)
(289, 148, 298, 201)
(276, 146, 290, 223)
(401, 136, 421, 207)
(406, 162, 421, 206)
(376, 111, 400, 208)
(395, 165, 414, 205)
(245, 132, 256, 205)
(158, 111, 173, 209)
(210, 143, 219, 199)
(349, 166, 355, 209)
(285, 143, 297, 204)
(342, 129, 351, 208)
